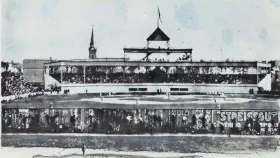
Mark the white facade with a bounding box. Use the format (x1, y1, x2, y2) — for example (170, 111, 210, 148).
(58, 82, 258, 94)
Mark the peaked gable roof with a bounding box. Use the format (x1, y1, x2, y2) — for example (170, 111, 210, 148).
(147, 27, 170, 41)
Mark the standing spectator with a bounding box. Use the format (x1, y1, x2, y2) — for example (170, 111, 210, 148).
(82, 144, 86, 155)
(210, 123, 215, 134)
(200, 114, 206, 129)
(191, 114, 197, 127)
(271, 117, 275, 134)
(254, 119, 261, 135)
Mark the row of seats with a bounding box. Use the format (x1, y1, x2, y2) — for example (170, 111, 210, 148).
(50, 73, 265, 84)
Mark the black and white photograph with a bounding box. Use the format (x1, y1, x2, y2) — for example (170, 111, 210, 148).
(1, 0, 280, 157)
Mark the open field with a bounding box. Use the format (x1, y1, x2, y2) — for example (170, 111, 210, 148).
(2, 94, 280, 109)
(1, 134, 278, 153)
(1, 134, 280, 158)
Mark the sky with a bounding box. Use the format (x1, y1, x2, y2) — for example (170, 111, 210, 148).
(1, 0, 280, 63)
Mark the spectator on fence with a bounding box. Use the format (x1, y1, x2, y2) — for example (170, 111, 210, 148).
(200, 114, 206, 129)
(70, 115, 76, 126)
(219, 123, 225, 134)
(170, 115, 176, 129)
(243, 119, 250, 134)
(2, 108, 280, 136)
(271, 117, 275, 134)
(249, 117, 254, 131)
(265, 125, 269, 135)
(231, 118, 237, 134)
(210, 123, 215, 134)
(191, 114, 197, 128)
(255, 120, 261, 135)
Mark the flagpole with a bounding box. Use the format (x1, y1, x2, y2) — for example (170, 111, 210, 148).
(157, 8, 159, 27)
(157, 7, 163, 28)
(157, 7, 159, 28)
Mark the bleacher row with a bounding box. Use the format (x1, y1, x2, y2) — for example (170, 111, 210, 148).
(50, 72, 265, 84)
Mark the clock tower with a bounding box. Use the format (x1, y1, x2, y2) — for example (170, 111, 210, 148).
(89, 26, 97, 59)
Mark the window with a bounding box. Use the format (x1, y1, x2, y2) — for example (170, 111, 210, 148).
(170, 88, 179, 91)
(180, 88, 188, 91)
(138, 88, 147, 91)
(129, 88, 137, 91)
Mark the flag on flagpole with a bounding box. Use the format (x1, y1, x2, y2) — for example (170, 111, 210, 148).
(158, 7, 162, 23)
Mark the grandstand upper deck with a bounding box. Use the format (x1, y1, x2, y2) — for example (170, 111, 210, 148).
(43, 59, 271, 88)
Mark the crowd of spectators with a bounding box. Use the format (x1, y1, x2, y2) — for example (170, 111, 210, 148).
(1, 70, 37, 97)
(50, 71, 264, 85)
(167, 74, 260, 84)
(1, 61, 43, 102)
(2, 108, 280, 135)
(257, 89, 280, 95)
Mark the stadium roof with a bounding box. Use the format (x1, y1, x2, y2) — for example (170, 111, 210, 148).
(123, 48, 192, 54)
(147, 27, 170, 41)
